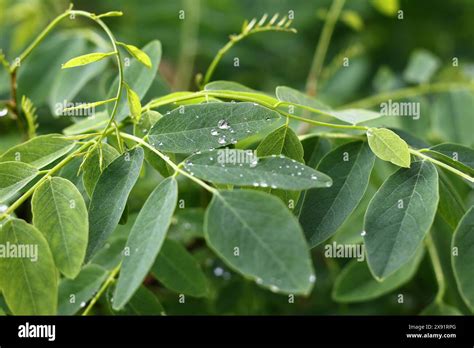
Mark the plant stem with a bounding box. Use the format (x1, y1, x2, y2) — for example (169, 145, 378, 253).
(119, 132, 219, 194)
(200, 19, 296, 88)
(82, 263, 121, 316)
(342, 82, 474, 109)
(410, 148, 474, 183)
(0, 140, 95, 221)
(305, 0, 346, 96)
(147, 89, 473, 183)
(8, 6, 124, 146)
(9, 10, 72, 73)
(425, 233, 446, 303)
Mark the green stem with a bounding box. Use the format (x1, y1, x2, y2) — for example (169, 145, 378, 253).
(119, 132, 219, 194)
(342, 82, 474, 109)
(0, 140, 95, 221)
(200, 22, 296, 88)
(305, 0, 346, 96)
(82, 263, 121, 316)
(9, 10, 72, 73)
(410, 148, 474, 183)
(426, 234, 446, 303)
(147, 90, 473, 183)
(10, 7, 124, 149)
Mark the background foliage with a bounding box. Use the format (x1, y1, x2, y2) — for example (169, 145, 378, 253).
(0, 0, 473, 315)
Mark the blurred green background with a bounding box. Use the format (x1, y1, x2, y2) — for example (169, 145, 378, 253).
(0, 0, 473, 315)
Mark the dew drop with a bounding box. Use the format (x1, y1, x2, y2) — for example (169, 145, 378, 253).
(261, 182, 268, 188)
(256, 277, 263, 284)
(270, 285, 279, 292)
(326, 181, 332, 187)
(271, 184, 277, 189)
(217, 119, 230, 130)
(297, 172, 302, 176)
(309, 275, 316, 283)
(361, 230, 367, 237)
(0, 108, 8, 117)
(218, 137, 226, 145)
(213, 267, 224, 277)
(0, 204, 7, 214)
(311, 174, 318, 180)
(80, 301, 87, 308)
(211, 129, 219, 136)
(253, 182, 260, 187)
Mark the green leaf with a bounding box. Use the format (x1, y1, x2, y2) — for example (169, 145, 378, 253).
(256, 125, 304, 206)
(0, 219, 57, 315)
(437, 172, 466, 229)
(111, 286, 165, 315)
(61, 52, 115, 69)
(125, 84, 142, 123)
(257, 125, 304, 163)
(276, 85, 331, 111)
(299, 141, 375, 247)
(421, 301, 462, 315)
(61, 98, 116, 113)
(63, 112, 109, 135)
(148, 102, 280, 153)
(329, 109, 381, 125)
(432, 90, 474, 147)
(32, 177, 88, 278)
(109, 40, 161, 122)
(114, 177, 178, 310)
(371, 0, 399, 16)
(205, 190, 315, 294)
(426, 143, 474, 176)
(49, 56, 106, 115)
(184, 150, 332, 190)
(367, 127, 411, 167)
(205, 81, 279, 105)
(86, 147, 144, 261)
(275, 86, 380, 124)
(151, 239, 208, 297)
(452, 207, 474, 312)
(119, 43, 152, 68)
(364, 161, 439, 279)
(57, 264, 108, 315)
(403, 49, 441, 84)
(168, 208, 205, 243)
(133, 110, 174, 177)
(0, 161, 38, 202)
(82, 143, 120, 197)
(0, 134, 75, 168)
(133, 110, 161, 138)
(332, 246, 424, 303)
